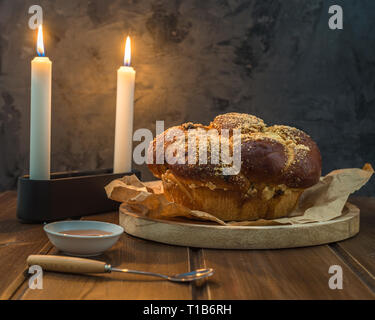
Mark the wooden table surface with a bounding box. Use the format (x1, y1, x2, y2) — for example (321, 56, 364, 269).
(0, 190, 375, 300)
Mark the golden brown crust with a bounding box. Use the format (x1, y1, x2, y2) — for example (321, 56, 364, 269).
(147, 113, 321, 190)
(147, 113, 321, 220)
(211, 112, 266, 133)
(162, 171, 304, 221)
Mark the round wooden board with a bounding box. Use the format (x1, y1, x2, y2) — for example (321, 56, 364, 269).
(119, 203, 360, 249)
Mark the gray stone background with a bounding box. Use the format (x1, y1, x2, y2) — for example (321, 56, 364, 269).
(0, 0, 374, 195)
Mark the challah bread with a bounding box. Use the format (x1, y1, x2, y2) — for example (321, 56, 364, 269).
(147, 113, 322, 221)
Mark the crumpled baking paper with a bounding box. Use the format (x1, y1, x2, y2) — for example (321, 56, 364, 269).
(105, 164, 373, 226)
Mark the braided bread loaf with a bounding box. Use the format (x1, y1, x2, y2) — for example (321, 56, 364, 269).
(147, 113, 322, 221)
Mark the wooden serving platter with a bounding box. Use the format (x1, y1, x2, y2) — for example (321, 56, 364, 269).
(119, 203, 359, 249)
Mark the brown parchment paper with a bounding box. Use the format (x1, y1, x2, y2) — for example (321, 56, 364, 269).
(105, 164, 374, 226)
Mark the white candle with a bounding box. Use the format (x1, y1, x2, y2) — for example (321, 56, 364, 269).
(30, 25, 52, 180)
(114, 36, 135, 173)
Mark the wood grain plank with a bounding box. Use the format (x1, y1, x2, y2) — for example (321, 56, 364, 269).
(14, 211, 193, 300)
(333, 196, 375, 289)
(189, 248, 210, 300)
(4, 189, 375, 300)
(200, 246, 375, 299)
(0, 191, 52, 299)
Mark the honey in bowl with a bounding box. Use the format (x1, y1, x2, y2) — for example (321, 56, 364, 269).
(58, 229, 113, 236)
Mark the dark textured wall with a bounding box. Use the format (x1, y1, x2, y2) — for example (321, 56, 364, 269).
(0, 0, 374, 195)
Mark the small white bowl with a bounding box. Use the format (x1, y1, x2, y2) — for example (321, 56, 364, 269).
(44, 220, 124, 257)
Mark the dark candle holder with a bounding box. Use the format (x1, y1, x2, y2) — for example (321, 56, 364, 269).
(17, 168, 141, 223)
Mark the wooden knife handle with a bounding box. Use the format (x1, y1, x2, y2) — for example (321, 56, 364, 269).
(27, 255, 109, 274)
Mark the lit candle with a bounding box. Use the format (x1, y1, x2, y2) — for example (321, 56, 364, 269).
(114, 36, 135, 173)
(30, 25, 52, 180)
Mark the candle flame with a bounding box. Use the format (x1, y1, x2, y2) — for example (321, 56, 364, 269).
(124, 36, 131, 66)
(37, 24, 45, 57)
